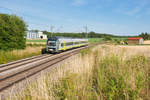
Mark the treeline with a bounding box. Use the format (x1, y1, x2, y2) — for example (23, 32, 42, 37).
(42, 31, 133, 38)
(139, 32, 150, 40)
(0, 13, 27, 50)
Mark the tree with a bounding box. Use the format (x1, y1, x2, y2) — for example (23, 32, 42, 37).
(34, 30, 39, 33)
(89, 31, 96, 38)
(139, 32, 145, 39)
(0, 14, 27, 50)
(42, 31, 52, 38)
(139, 32, 150, 40)
(30, 29, 39, 33)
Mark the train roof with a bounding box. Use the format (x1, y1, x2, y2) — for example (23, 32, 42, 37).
(48, 37, 88, 42)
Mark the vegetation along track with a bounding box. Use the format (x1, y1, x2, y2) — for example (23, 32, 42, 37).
(0, 44, 96, 93)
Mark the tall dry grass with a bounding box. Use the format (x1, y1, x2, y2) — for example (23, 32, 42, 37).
(92, 45, 150, 100)
(143, 40, 150, 44)
(8, 45, 150, 100)
(0, 46, 44, 64)
(8, 47, 95, 100)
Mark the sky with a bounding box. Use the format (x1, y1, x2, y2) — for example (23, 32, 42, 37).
(0, 0, 150, 35)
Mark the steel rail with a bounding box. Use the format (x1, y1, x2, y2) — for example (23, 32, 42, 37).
(0, 54, 48, 68)
(0, 54, 53, 73)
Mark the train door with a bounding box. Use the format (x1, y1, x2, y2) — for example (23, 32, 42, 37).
(54, 40, 59, 52)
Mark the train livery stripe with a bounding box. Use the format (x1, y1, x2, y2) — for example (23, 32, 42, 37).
(58, 41, 88, 51)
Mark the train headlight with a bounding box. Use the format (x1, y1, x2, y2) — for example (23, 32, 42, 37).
(49, 49, 54, 51)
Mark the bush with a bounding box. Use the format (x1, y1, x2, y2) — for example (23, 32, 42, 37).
(0, 14, 27, 50)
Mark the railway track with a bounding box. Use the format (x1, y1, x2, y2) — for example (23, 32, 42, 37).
(0, 54, 53, 73)
(0, 45, 94, 95)
(0, 53, 52, 68)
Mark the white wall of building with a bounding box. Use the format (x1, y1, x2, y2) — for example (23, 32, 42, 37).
(26, 31, 47, 39)
(38, 32, 47, 39)
(27, 31, 38, 39)
(139, 39, 144, 44)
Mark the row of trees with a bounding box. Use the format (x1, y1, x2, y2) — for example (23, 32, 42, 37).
(0, 14, 27, 50)
(139, 32, 150, 40)
(42, 31, 130, 38)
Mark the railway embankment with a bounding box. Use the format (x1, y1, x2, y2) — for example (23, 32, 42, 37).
(2, 45, 150, 100)
(0, 44, 95, 99)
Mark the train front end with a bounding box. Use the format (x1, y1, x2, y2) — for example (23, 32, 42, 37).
(46, 37, 59, 53)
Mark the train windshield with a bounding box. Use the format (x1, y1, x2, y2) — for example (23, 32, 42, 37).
(47, 37, 58, 46)
(47, 41, 56, 46)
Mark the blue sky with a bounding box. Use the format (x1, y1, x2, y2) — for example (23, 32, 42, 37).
(0, 0, 150, 35)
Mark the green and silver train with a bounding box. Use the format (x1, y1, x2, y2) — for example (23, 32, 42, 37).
(42, 37, 88, 53)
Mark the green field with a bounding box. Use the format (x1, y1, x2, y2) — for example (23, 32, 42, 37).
(26, 38, 104, 43)
(88, 38, 103, 43)
(26, 39, 47, 42)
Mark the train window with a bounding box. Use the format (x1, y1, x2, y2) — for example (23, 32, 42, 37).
(81, 41, 87, 43)
(75, 42, 79, 44)
(66, 42, 73, 46)
(66, 43, 69, 45)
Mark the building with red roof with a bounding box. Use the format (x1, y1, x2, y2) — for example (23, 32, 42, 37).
(128, 37, 144, 45)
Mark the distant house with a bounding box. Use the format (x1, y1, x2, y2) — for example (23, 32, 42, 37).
(128, 37, 144, 45)
(26, 31, 47, 39)
(38, 32, 47, 39)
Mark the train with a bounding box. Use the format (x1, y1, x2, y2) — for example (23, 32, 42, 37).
(42, 37, 88, 54)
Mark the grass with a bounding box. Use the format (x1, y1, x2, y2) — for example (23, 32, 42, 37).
(0, 46, 44, 64)
(0, 40, 46, 65)
(119, 44, 150, 46)
(88, 38, 104, 43)
(112, 37, 128, 40)
(26, 39, 47, 42)
(26, 43, 46, 47)
(8, 45, 150, 100)
(88, 38, 128, 44)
